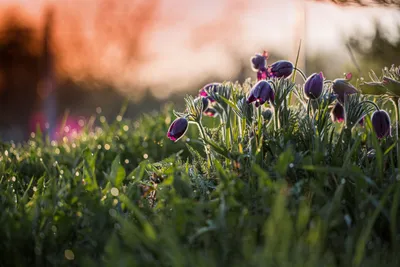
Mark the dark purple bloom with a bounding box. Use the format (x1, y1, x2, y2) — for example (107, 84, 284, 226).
(246, 80, 275, 107)
(372, 110, 391, 139)
(269, 60, 294, 78)
(204, 108, 217, 117)
(199, 83, 221, 102)
(304, 72, 324, 99)
(331, 103, 345, 123)
(250, 51, 268, 72)
(167, 117, 189, 142)
(332, 79, 358, 103)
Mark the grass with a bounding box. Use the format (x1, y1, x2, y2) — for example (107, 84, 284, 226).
(2, 63, 400, 266)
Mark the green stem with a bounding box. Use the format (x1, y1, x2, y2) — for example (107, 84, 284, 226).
(391, 97, 400, 172)
(359, 100, 380, 112)
(197, 122, 213, 168)
(293, 67, 307, 82)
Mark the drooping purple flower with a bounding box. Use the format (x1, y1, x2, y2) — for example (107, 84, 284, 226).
(167, 117, 189, 142)
(199, 83, 221, 102)
(304, 72, 324, 99)
(332, 79, 358, 103)
(371, 110, 391, 139)
(268, 60, 294, 78)
(250, 51, 268, 72)
(331, 103, 345, 123)
(246, 80, 275, 107)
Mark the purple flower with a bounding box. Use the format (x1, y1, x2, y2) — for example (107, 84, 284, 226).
(250, 51, 268, 72)
(331, 103, 345, 123)
(269, 60, 293, 78)
(372, 110, 391, 139)
(332, 79, 358, 103)
(167, 117, 189, 142)
(246, 80, 275, 107)
(199, 83, 221, 102)
(304, 72, 324, 99)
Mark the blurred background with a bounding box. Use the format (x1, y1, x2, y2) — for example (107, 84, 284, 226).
(0, 0, 399, 141)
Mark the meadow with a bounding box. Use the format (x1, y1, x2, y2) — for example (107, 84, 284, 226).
(2, 52, 400, 266)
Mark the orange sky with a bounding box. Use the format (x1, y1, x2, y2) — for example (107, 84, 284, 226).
(0, 0, 399, 98)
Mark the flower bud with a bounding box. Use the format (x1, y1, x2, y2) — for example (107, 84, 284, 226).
(304, 72, 324, 99)
(167, 117, 189, 142)
(250, 51, 268, 72)
(246, 80, 275, 107)
(269, 60, 293, 78)
(371, 110, 391, 139)
(332, 79, 358, 103)
(331, 103, 345, 123)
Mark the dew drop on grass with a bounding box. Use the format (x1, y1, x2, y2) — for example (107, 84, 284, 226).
(111, 187, 119, 196)
(64, 249, 75, 260)
(289, 163, 294, 168)
(109, 209, 117, 217)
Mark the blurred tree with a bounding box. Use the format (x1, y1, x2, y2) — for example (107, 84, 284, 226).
(0, 11, 40, 140)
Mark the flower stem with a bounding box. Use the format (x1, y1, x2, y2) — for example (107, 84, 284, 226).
(359, 100, 380, 112)
(391, 97, 400, 173)
(197, 121, 213, 168)
(293, 67, 307, 82)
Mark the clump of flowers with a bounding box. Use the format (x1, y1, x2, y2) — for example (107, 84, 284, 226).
(166, 51, 396, 172)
